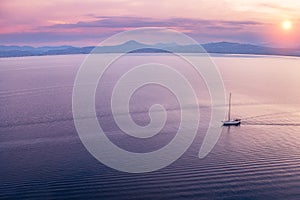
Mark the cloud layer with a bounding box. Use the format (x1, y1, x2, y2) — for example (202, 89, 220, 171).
(0, 16, 268, 46)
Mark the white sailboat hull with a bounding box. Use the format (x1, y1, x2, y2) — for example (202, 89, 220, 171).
(223, 120, 241, 126)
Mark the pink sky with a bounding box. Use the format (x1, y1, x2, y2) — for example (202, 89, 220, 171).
(1, 0, 299, 47)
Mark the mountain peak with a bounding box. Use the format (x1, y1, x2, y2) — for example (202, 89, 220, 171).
(122, 40, 145, 46)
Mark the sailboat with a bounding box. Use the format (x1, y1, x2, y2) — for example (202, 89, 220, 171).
(223, 93, 241, 126)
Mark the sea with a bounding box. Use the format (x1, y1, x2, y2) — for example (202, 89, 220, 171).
(1, 54, 300, 199)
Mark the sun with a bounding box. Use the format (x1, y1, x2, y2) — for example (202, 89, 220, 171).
(282, 20, 293, 30)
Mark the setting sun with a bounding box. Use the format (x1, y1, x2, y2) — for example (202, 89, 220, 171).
(282, 20, 293, 30)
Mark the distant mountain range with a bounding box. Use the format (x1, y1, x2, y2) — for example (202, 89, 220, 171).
(1, 40, 300, 57)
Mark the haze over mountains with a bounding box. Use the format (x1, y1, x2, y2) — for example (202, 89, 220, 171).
(1, 40, 300, 57)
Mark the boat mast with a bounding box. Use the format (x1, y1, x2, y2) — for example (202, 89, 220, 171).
(228, 93, 231, 121)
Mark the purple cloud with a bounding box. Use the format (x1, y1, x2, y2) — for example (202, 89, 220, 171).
(47, 16, 263, 30)
(0, 16, 267, 46)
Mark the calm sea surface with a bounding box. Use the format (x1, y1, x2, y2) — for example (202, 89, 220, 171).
(1, 54, 300, 199)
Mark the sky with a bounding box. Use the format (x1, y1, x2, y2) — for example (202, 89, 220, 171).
(1, 0, 300, 47)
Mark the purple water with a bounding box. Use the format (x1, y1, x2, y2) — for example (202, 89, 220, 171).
(1, 54, 300, 199)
